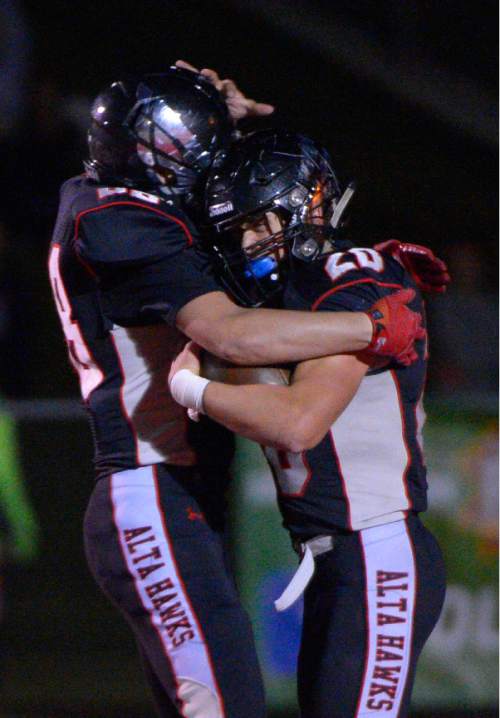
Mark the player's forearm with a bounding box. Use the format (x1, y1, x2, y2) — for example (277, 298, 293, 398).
(202, 382, 311, 451)
(169, 349, 367, 450)
(182, 306, 372, 365)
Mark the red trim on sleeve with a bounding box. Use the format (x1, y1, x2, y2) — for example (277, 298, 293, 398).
(74, 201, 194, 251)
(311, 278, 403, 312)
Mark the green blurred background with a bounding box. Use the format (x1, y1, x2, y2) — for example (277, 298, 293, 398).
(1, 398, 497, 716)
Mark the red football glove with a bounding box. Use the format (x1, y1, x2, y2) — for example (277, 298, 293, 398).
(374, 239, 451, 294)
(364, 288, 426, 366)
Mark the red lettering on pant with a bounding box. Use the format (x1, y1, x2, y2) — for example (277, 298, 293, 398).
(146, 577, 175, 597)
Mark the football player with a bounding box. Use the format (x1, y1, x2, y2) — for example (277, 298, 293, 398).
(169, 129, 448, 718)
(48, 66, 426, 718)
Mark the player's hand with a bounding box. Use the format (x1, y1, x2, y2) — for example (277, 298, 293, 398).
(169, 340, 202, 382)
(169, 341, 203, 421)
(364, 288, 426, 366)
(375, 239, 450, 295)
(175, 60, 275, 122)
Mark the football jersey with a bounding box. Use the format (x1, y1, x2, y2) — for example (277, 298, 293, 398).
(263, 241, 428, 537)
(49, 175, 232, 480)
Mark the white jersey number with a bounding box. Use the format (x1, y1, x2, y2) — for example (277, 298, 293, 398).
(96, 186, 160, 204)
(48, 245, 104, 400)
(325, 248, 384, 283)
(264, 447, 310, 496)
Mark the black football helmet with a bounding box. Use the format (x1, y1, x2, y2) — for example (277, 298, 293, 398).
(204, 129, 354, 306)
(84, 66, 233, 194)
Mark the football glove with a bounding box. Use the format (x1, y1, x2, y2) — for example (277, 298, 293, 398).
(364, 288, 426, 366)
(374, 239, 450, 294)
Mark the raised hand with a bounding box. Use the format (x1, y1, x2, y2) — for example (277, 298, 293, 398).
(175, 60, 275, 122)
(375, 239, 451, 295)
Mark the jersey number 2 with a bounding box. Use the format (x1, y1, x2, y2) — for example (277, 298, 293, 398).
(48, 245, 103, 400)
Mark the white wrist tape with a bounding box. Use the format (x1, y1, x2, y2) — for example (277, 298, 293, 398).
(170, 369, 210, 414)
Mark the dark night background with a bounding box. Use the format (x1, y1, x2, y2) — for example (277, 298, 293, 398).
(1, 0, 498, 401)
(0, 1, 497, 716)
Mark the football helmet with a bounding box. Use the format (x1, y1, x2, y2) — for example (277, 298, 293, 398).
(204, 128, 353, 306)
(84, 67, 233, 194)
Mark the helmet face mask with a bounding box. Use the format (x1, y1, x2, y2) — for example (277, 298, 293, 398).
(85, 68, 232, 194)
(210, 224, 285, 308)
(204, 129, 346, 307)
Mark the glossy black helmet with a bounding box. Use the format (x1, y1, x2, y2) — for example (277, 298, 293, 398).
(84, 66, 233, 193)
(204, 128, 353, 306)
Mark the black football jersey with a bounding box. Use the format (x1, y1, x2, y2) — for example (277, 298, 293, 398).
(49, 175, 232, 480)
(263, 241, 428, 538)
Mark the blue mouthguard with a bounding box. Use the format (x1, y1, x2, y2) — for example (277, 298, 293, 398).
(244, 256, 278, 279)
